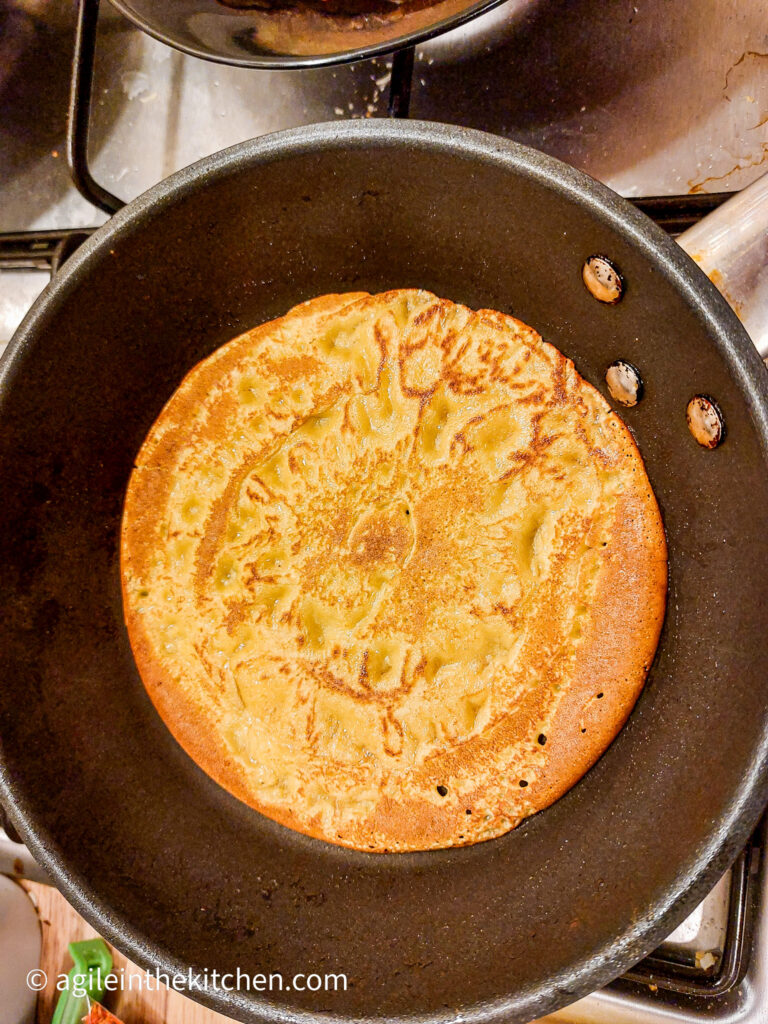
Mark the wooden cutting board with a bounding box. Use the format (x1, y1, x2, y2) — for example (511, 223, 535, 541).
(21, 881, 234, 1024)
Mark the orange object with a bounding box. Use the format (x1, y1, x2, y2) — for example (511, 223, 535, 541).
(82, 1004, 125, 1024)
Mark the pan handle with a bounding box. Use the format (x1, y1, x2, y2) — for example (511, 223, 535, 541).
(0, 808, 50, 885)
(677, 172, 768, 360)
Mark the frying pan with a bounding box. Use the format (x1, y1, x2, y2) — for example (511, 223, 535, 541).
(1, 120, 768, 1024)
(108, 0, 509, 67)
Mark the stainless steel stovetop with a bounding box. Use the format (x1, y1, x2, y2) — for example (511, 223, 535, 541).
(1, 1, 767, 1021)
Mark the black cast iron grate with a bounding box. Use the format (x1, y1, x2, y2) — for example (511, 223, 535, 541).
(0, 0, 758, 1003)
(622, 839, 757, 998)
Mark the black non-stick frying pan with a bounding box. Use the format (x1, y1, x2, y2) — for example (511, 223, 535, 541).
(1, 121, 768, 1024)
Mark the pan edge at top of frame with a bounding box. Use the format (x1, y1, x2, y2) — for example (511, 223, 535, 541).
(107, 0, 509, 68)
(23, 116, 766, 401)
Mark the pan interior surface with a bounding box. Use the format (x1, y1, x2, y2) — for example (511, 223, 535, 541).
(1, 121, 767, 1024)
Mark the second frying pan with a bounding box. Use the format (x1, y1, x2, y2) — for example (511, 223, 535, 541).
(108, 0, 511, 67)
(1, 121, 768, 1023)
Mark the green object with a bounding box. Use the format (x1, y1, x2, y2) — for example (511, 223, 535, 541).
(51, 938, 113, 1024)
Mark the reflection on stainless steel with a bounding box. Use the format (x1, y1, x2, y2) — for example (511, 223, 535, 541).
(678, 173, 768, 359)
(414, 0, 768, 196)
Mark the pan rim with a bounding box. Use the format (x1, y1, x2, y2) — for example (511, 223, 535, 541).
(107, 0, 509, 70)
(2, 118, 768, 1024)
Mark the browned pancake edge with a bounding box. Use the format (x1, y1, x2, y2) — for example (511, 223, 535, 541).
(121, 290, 667, 852)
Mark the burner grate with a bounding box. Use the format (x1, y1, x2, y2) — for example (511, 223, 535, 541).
(622, 840, 757, 998)
(62, 0, 734, 228)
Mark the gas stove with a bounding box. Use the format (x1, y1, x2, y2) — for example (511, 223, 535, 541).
(1, 1, 767, 1021)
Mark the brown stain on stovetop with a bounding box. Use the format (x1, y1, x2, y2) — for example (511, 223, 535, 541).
(688, 142, 768, 194)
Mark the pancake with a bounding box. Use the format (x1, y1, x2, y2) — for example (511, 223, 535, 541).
(121, 289, 667, 852)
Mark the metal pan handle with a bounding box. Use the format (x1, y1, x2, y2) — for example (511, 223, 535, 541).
(0, 808, 50, 884)
(677, 172, 768, 360)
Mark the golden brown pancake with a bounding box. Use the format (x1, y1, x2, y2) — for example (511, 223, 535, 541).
(121, 290, 667, 852)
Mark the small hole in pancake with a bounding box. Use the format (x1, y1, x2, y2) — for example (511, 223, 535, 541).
(405, 509, 410, 516)
(466, 808, 472, 814)
(581, 727, 587, 734)
(519, 780, 528, 788)
(597, 692, 604, 699)
(436, 784, 448, 796)
(537, 734, 547, 745)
